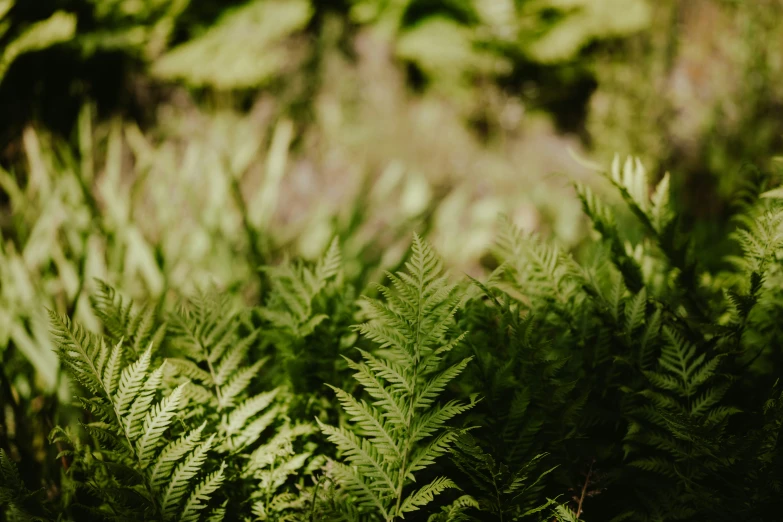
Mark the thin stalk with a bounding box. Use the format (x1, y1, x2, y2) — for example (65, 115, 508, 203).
(575, 461, 593, 519)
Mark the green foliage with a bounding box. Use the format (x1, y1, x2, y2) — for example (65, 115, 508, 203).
(451, 433, 557, 521)
(258, 237, 342, 345)
(10, 280, 320, 520)
(318, 234, 477, 520)
(3, 155, 783, 522)
(354, 0, 652, 92)
(48, 310, 226, 520)
(255, 237, 359, 400)
(473, 155, 783, 520)
(151, 0, 312, 89)
(91, 280, 167, 356)
(0, 3, 76, 83)
(516, 0, 651, 63)
(0, 0, 186, 86)
(588, 0, 783, 229)
(453, 285, 580, 521)
(3, 3, 783, 522)
(0, 448, 45, 521)
(80, 0, 189, 58)
(165, 290, 317, 519)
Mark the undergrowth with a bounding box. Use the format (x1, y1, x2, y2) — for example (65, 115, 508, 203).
(2, 156, 783, 521)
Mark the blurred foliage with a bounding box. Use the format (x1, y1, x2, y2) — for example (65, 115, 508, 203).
(0, 0, 654, 139)
(80, 0, 190, 58)
(0, 2, 75, 83)
(588, 0, 783, 218)
(516, 0, 651, 63)
(4, 0, 779, 222)
(0, 0, 780, 314)
(151, 0, 312, 89)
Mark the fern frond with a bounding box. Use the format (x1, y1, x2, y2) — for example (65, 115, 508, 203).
(161, 434, 217, 519)
(650, 173, 673, 233)
(329, 462, 391, 518)
(317, 421, 397, 493)
(214, 333, 260, 387)
(576, 183, 644, 293)
(427, 494, 479, 522)
(180, 462, 227, 522)
(316, 237, 343, 282)
(48, 310, 106, 397)
(625, 288, 647, 334)
(127, 361, 167, 439)
(218, 358, 265, 408)
(399, 476, 458, 515)
(327, 385, 402, 458)
(50, 298, 225, 521)
(413, 358, 472, 411)
(0, 449, 44, 521)
(102, 339, 125, 396)
(344, 357, 409, 430)
(406, 430, 462, 475)
(91, 279, 167, 355)
(259, 238, 343, 339)
(136, 383, 187, 464)
(115, 344, 153, 417)
(322, 235, 474, 519)
(149, 422, 207, 492)
(223, 388, 279, 438)
(166, 287, 312, 516)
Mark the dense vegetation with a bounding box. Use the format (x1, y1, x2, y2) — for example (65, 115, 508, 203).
(2, 1, 783, 521)
(2, 156, 782, 521)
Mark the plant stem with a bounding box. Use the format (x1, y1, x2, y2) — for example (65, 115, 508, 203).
(575, 461, 594, 519)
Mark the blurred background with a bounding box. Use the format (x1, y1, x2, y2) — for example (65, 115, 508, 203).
(1, 0, 782, 408)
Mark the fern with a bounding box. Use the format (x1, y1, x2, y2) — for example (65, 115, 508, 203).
(91, 279, 167, 356)
(319, 234, 476, 521)
(6, 153, 783, 522)
(425, 494, 479, 522)
(255, 237, 357, 397)
(587, 156, 706, 319)
(166, 288, 316, 520)
(492, 215, 583, 313)
(621, 325, 739, 519)
(450, 432, 557, 521)
(257, 237, 342, 339)
(48, 310, 224, 521)
(0, 449, 45, 521)
(453, 275, 581, 521)
(484, 157, 783, 520)
(575, 183, 645, 294)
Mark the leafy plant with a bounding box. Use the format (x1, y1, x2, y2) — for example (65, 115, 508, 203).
(318, 234, 477, 520)
(0, 448, 46, 521)
(3, 155, 783, 522)
(48, 311, 226, 520)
